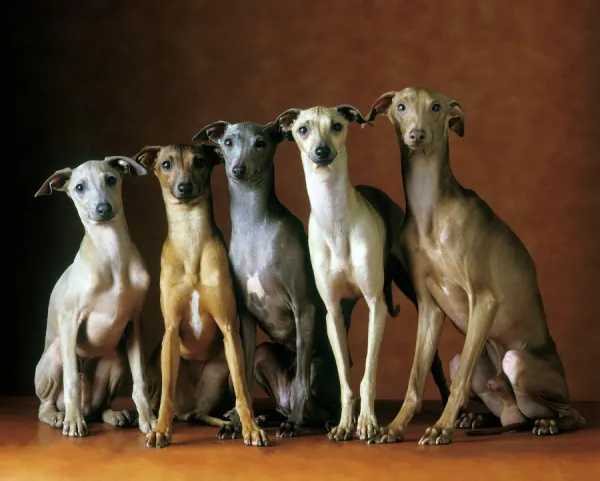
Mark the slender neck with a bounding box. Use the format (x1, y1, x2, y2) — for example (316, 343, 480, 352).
(397, 129, 460, 234)
(228, 165, 280, 228)
(301, 150, 357, 227)
(163, 192, 215, 249)
(81, 213, 132, 264)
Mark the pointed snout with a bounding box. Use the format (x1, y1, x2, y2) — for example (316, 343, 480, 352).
(90, 202, 115, 222)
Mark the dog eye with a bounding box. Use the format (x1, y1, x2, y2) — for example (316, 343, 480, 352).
(224, 138, 233, 147)
(332, 122, 343, 132)
(193, 156, 204, 168)
(75, 183, 85, 193)
(106, 176, 117, 187)
(432, 103, 441, 112)
(298, 126, 308, 136)
(397, 103, 406, 112)
(161, 160, 172, 171)
(254, 139, 267, 149)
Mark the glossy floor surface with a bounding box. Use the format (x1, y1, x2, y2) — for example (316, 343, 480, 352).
(1, 398, 598, 481)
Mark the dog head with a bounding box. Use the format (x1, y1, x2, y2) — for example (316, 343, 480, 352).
(271, 105, 369, 171)
(133, 143, 221, 204)
(367, 87, 465, 151)
(35, 157, 146, 223)
(193, 120, 284, 186)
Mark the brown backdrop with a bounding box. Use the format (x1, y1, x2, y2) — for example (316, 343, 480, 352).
(9, 0, 600, 401)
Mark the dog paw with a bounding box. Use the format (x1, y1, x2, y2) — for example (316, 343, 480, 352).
(145, 428, 171, 448)
(102, 409, 133, 428)
(242, 426, 269, 447)
(217, 422, 241, 440)
(367, 424, 405, 444)
(418, 425, 454, 445)
(39, 409, 65, 429)
(455, 412, 484, 429)
(277, 420, 301, 438)
(533, 419, 559, 436)
(356, 413, 380, 441)
(62, 414, 88, 437)
(327, 424, 354, 442)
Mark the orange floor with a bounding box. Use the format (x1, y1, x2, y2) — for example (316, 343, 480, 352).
(0, 397, 598, 481)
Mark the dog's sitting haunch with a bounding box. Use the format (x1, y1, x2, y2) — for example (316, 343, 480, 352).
(34, 156, 156, 437)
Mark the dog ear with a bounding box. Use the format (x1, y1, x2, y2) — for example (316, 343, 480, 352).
(447, 99, 465, 137)
(133, 146, 161, 171)
(104, 156, 148, 177)
(273, 109, 301, 134)
(192, 121, 229, 143)
(196, 143, 223, 167)
(335, 105, 370, 127)
(35, 167, 72, 197)
(262, 120, 287, 144)
(366, 91, 396, 122)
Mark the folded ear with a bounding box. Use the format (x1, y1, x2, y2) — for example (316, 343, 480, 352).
(262, 120, 287, 144)
(366, 91, 396, 122)
(104, 156, 148, 177)
(335, 105, 370, 126)
(133, 146, 162, 171)
(196, 143, 223, 167)
(273, 109, 301, 133)
(35, 167, 72, 197)
(192, 121, 229, 143)
(447, 99, 465, 137)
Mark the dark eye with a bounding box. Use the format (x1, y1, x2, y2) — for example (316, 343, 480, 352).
(432, 103, 441, 112)
(193, 156, 204, 168)
(332, 122, 343, 132)
(224, 138, 233, 147)
(397, 103, 406, 112)
(106, 176, 117, 187)
(75, 183, 85, 193)
(254, 139, 267, 149)
(161, 160, 172, 171)
(298, 126, 308, 136)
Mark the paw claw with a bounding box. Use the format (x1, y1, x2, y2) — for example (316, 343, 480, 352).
(419, 425, 453, 445)
(244, 428, 269, 447)
(217, 422, 241, 440)
(533, 419, 559, 436)
(145, 428, 171, 448)
(328, 425, 354, 441)
(62, 415, 88, 437)
(277, 421, 300, 438)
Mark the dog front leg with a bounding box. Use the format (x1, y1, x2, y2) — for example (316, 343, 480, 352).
(58, 313, 88, 437)
(324, 301, 356, 441)
(418, 292, 498, 446)
(145, 323, 180, 448)
(357, 294, 387, 441)
(218, 321, 269, 447)
(125, 316, 157, 434)
(279, 304, 316, 437)
(373, 292, 445, 444)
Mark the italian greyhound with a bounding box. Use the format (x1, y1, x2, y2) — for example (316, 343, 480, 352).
(367, 86, 586, 445)
(134, 143, 268, 448)
(272, 105, 450, 442)
(193, 120, 342, 437)
(34, 156, 156, 437)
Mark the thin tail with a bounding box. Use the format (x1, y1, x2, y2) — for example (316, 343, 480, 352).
(465, 421, 533, 436)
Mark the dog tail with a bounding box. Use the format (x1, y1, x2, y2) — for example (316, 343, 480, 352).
(384, 271, 400, 318)
(465, 421, 533, 437)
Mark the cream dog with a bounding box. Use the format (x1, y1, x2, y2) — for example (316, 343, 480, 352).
(34, 157, 156, 436)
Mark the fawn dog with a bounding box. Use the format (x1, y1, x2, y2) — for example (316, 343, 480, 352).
(134, 143, 268, 448)
(367, 87, 585, 445)
(272, 105, 449, 442)
(34, 156, 156, 437)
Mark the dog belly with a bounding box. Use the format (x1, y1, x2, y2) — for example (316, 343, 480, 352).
(76, 314, 132, 357)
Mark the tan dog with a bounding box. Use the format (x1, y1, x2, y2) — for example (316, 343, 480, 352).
(272, 106, 449, 442)
(367, 87, 585, 445)
(134, 143, 268, 448)
(34, 157, 156, 437)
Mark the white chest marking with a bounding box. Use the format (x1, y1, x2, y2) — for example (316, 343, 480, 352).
(190, 290, 202, 336)
(247, 273, 265, 299)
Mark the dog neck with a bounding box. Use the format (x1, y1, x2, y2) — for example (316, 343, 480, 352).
(163, 192, 216, 250)
(79, 212, 133, 266)
(228, 163, 280, 229)
(301, 150, 357, 228)
(398, 133, 461, 236)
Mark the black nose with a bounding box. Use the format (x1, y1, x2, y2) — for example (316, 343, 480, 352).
(409, 129, 426, 142)
(232, 165, 246, 178)
(315, 146, 331, 159)
(96, 203, 113, 217)
(178, 183, 193, 195)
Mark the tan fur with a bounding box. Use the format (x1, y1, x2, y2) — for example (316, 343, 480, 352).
(135, 144, 268, 448)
